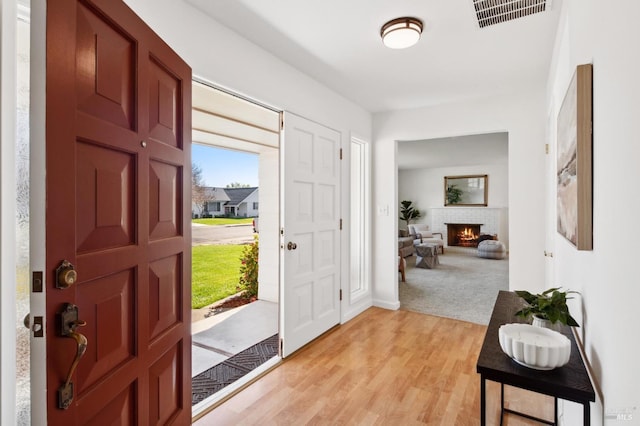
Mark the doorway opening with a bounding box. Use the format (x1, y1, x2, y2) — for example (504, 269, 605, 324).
(189, 81, 281, 413)
(396, 133, 510, 324)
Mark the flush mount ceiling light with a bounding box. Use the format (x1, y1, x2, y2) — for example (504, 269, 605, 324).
(380, 17, 423, 49)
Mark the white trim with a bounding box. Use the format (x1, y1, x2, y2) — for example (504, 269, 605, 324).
(29, 1, 47, 424)
(1, 0, 18, 423)
(372, 299, 401, 311)
(341, 301, 371, 323)
(191, 356, 281, 420)
(342, 135, 373, 322)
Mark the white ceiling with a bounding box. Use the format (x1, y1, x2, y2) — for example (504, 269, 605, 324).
(398, 133, 508, 170)
(185, 0, 561, 113)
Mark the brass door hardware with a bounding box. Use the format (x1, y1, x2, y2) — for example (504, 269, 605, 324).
(56, 260, 77, 289)
(57, 303, 87, 409)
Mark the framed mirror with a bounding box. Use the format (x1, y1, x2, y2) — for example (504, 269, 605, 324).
(444, 175, 488, 206)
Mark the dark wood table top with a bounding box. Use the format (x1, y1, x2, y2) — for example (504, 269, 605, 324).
(477, 291, 595, 404)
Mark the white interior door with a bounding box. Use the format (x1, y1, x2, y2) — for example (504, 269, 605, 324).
(281, 113, 341, 357)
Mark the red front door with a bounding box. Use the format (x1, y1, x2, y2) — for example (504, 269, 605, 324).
(46, 0, 192, 423)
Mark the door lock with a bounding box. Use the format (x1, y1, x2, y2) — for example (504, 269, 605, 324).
(56, 260, 77, 289)
(287, 242, 297, 250)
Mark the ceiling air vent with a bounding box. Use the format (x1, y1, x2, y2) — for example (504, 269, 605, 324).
(472, 0, 551, 28)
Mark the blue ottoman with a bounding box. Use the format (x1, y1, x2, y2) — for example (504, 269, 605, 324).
(477, 240, 506, 259)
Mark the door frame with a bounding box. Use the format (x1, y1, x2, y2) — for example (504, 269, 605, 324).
(0, 0, 20, 424)
(29, 0, 47, 424)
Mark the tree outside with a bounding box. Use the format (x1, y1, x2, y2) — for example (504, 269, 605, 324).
(226, 182, 251, 188)
(192, 163, 216, 217)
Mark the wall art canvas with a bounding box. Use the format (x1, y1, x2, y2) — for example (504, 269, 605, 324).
(557, 64, 593, 250)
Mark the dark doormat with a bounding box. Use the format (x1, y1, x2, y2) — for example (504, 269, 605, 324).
(192, 334, 279, 405)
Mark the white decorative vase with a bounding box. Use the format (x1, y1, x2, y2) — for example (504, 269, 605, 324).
(532, 315, 561, 332)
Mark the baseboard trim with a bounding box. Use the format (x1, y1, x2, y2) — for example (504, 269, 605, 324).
(341, 299, 372, 323)
(372, 299, 400, 310)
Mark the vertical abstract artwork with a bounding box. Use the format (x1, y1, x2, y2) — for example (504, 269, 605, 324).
(557, 64, 593, 250)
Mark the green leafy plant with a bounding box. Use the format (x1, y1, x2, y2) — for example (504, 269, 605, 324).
(238, 234, 259, 298)
(446, 184, 463, 204)
(514, 287, 580, 327)
(399, 200, 421, 226)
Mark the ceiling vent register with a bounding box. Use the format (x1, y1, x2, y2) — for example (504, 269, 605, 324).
(472, 0, 550, 28)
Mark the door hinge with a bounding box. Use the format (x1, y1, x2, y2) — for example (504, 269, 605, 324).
(32, 271, 43, 293)
(339, 219, 342, 230)
(545, 143, 549, 154)
(280, 114, 284, 130)
(339, 148, 343, 160)
(279, 338, 284, 354)
(339, 289, 343, 301)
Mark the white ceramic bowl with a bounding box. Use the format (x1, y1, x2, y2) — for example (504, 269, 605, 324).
(498, 323, 571, 370)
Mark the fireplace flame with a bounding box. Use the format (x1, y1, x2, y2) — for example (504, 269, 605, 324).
(459, 227, 477, 238)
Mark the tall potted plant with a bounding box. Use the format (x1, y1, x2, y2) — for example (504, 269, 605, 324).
(514, 287, 580, 330)
(399, 200, 421, 227)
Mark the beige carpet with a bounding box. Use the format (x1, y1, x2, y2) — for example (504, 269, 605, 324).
(399, 246, 508, 325)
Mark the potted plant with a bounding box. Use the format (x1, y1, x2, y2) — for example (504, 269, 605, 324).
(399, 200, 421, 227)
(514, 287, 580, 330)
(446, 184, 463, 204)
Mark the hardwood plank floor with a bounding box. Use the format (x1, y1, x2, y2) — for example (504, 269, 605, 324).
(194, 307, 552, 425)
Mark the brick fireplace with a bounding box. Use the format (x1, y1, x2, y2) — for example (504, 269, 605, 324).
(446, 223, 482, 247)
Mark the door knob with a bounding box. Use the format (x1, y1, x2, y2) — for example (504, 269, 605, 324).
(57, 303, 88, 409)
(287, 242, 297, 250)
(56, 260, 77, 289)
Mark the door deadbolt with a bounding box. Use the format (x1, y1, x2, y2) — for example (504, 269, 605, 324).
(56, 260, 77, 289)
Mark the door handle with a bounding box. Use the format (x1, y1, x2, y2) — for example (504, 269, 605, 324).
(57, 303, 87, 410)
(287, 242, 297, 250)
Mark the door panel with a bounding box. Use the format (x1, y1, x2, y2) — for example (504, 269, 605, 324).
(282, 113, 341, 357)
(46, 0, 191, 423)
(76, 269, 135, 391)
(75, 141, 136, 252)
(75, 2, 135, 130)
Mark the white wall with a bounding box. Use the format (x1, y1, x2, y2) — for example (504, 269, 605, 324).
(399, 163, 509, 213)
(123, 0, 371, 140)
(122, 0, 374, 321)
(372, 92, 546, 309)
(546, 1, 640, 424)
(258, 148, 279, 303)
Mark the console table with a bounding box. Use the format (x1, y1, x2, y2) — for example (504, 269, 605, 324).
(476, 291, 595, 425)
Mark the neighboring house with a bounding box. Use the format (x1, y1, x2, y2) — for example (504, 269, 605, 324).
(193, 186, 259, 218)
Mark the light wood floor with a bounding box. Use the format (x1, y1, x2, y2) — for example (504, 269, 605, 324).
(194, 307, 552, 425)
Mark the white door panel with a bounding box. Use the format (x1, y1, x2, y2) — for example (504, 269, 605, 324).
(282, 113, 341, 357)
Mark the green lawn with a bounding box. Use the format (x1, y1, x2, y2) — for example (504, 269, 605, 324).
(192, 217, 253, 226)
(192, 244, 244, 309)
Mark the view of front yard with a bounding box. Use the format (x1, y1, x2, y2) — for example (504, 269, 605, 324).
(192, 244, 244, 309)
(192, 217, 253, 226)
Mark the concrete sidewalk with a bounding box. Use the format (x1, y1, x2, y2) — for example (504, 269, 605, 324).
(191, 300, 278, 376)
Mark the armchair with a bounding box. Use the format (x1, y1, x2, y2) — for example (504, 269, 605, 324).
(408, 224, 445, 254)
